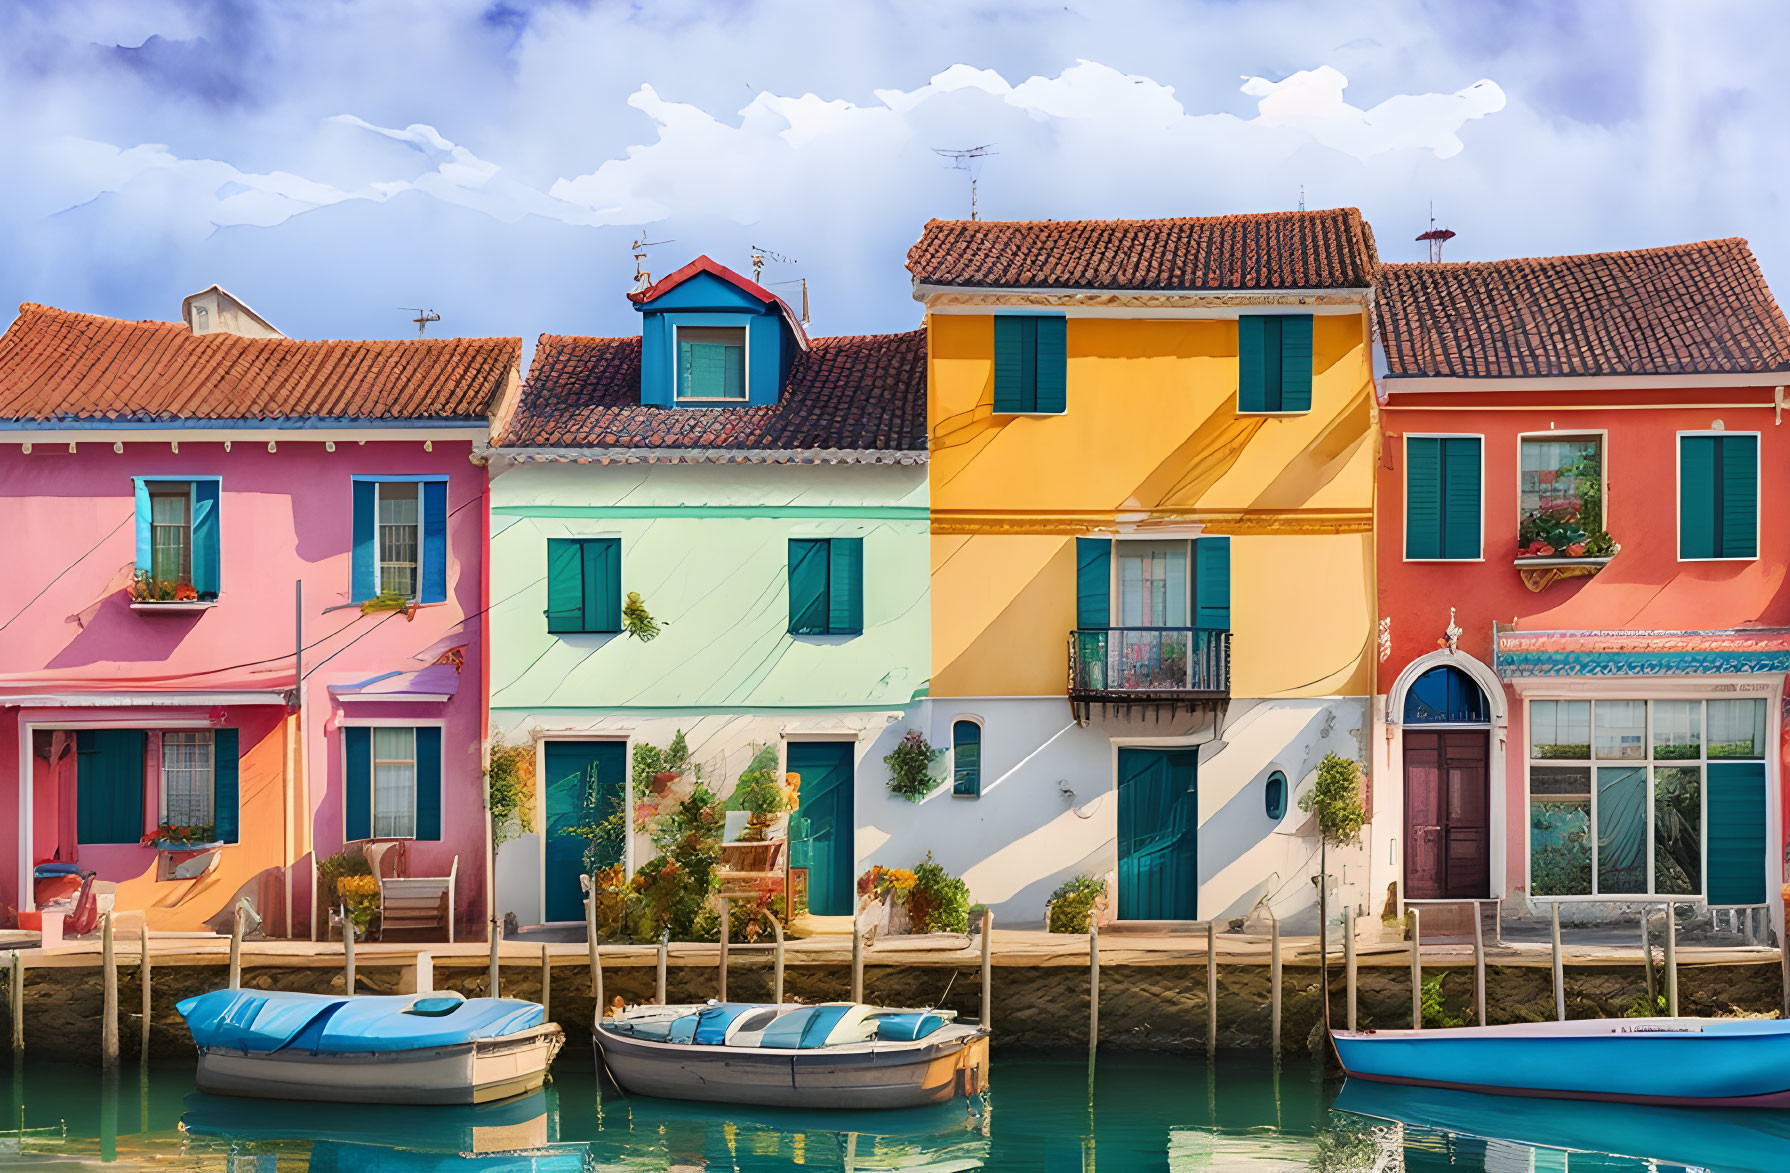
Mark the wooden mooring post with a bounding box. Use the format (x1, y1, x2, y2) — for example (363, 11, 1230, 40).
(343, 906, 357, 994)
(656, 933, 668, 1005)
(1664, 902, 1679, 1017)
(1472, 901, 1487, 1027)
(227, 904, 244, 990)
(488, 920, 500, 997)
(1551, 902, 1565, 1021)
(1268, 914, 1281, 1054)
(586, 898, 603, 1013)
(101, 913, 118, 1068)
(9, 950, 21, 1052)
(1088, 920, 1100, 1061)
(1205, 920, 1218, 1055)
(1409, 907, 1422, 1030)
(851, 919, 864, 1004)
(717, 897, 730, 1003)
(138, 922, 151, 1063)
(540, 946, 551, 1022)
(769, 914, 786, 1007)
(1344, 918, 1357, 1031)
(979, 908, 993, 1029)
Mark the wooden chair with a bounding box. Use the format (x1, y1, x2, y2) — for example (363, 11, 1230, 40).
(359, 840, 459, 942)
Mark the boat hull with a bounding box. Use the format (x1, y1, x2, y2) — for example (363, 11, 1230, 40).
(1332, 1018, 1790, 1107)
(195, 1025, 564, 1105)
(594, 1024, 990, 1110)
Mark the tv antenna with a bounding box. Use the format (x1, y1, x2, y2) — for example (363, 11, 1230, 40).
(630, 235, 675, 294)
(749, 244, 799, 285)
(399, 307, 440, 337)
(1415, 201, 1456, 262)
(932, 144, 996, 220)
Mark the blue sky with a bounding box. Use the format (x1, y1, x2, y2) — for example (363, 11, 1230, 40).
(1, 0, 1784, 347)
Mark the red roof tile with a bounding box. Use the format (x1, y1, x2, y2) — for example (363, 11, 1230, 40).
(905, 208, 1379, 292)
(0, 303, 521, 422)
(1376, 239, 1790, 379)
(498, 329, 926, 452)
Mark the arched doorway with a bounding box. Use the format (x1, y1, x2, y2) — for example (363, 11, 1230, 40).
(1402, 664, 1492, 900)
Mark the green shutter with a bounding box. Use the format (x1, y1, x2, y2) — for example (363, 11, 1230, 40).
(1278, 315, 1313, 412)
(545, 539, 584, 633)
(76, 730, 145, 845)
(192, 480, 221, 599)
(1033, 315, 1067, 414)
(344, 726, 372, 842)
(1194, 536, 1231, 630)
(1708, 761, 1766, 904)
(212, 729, 239, 843)
(1075, 537, 1111, 629)
(1405, 437, 1443, 558)
(992, 316, 1028, 412)
(414, 726, 442, 842)
(1238, 315, 1269, 412)
(1441, 438, 1483, 560)
(1679, 436, 1718, 560)
(583, 538, 621, 632)
(788, 539, 830, 634)
(1720, 436, 1758, 559)
(827, 538, 863, 635)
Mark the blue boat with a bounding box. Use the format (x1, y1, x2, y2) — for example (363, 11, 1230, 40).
(1332, 1017, 1790, 1107)
(177, 989, 563, 1105)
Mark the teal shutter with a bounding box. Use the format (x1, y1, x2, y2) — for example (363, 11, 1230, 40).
(76, 730, 145, 845)
(420, 479, 447, 604)
(1720, 436, 1758, 559)
(827, 538, 863, 635)
(1278, 315, 1313, 412)
(788, 539, 830, 634)
(1075, 538, 1111, 629)
(344, 726, 372, 841)
(992, 316, 1027, 412)
(1441, 438, 1482, 560)
(414, 726, 442, 841)
(544, 540, 584, 632)
(1238, 316, 1268, 412)
(191, 480, 221, 598)
(582, 538, 621, 632)
(1194, 536, 1231, 630)
(952, 720, 981, 797)
(1405, 437, 1443, 558)
(1708, 761, 1766, 904)
(132, 479, 151, 573)
(1033, 316, 1067, 414)
(212, 728, 239, 843)
(350, 481, 377, 602)
(1679, 436, 1718, 559)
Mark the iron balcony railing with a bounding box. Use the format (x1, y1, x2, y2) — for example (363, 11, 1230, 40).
(1068, 627, 1231, 697)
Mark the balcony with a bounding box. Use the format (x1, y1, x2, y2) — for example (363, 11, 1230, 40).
(1068, 627, 1231, 719)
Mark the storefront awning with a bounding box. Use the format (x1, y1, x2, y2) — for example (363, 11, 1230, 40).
(1494, 628, 1790, 679)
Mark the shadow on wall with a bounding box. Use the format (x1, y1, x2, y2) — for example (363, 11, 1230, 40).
(46, 591, 204, 671)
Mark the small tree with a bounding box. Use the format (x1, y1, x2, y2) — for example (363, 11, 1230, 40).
(1300, 752, 1365, 1035)
(486, 729, 537, 848)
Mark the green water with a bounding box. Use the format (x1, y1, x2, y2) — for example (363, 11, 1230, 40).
(1, 1052, 1788, 1170)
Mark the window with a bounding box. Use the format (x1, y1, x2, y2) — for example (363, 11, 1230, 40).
(677, 325, 746, 400)
(343, 726, 442, 842)
(373, 727, 418, 839)
(161, 731, 215, 828)
(952, 720, 982, 797)
(351, 478, 447, 604)
(149, 483, 193, 585)
(1519, 436, 1608, 558)
(1265, 770, 1288, 820)
(992, 315, 1067, 414)
(1679, 434, 1758, 560)
(1118, 541, 1187, 627)
(1402, 665, 1489, 725)
(1238, 315, 1313, 413)
(787, 538, 863, 635)
(1527, 697, 1767, 899)
(1081, 537, 1230, 631)
(546, 538, 622, 634)
(1404, 436, 1482, 560)
(133, 477, 221, 599)
(377, 482, 420, 598)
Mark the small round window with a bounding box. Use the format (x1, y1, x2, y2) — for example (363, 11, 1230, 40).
(1265, 770, 1288, 820)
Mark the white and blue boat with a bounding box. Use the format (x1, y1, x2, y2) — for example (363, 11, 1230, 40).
(177, 988, 563, 1105)
(1332, 1017, 1790, 1107)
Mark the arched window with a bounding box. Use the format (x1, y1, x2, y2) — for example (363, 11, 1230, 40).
(952, 720, 982, 797)
(1403, 665, 1489, 725)
(1265, 770, 1288, 820)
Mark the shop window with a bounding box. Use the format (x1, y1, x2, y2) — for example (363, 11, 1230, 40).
(1518, 436, 1611, 559)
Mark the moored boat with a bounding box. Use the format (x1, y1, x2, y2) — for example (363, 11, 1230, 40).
(177, 988, 563, 1105)
(594, 1001, 990, 1110)
(1332, 1017, 1790, 1107)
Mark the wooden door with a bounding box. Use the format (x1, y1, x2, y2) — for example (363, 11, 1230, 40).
(1116, 747, 1199, 920)
(789, 742, 854, 916)
(543, 740, 625, 923)
(1403, 730, 1489, 900)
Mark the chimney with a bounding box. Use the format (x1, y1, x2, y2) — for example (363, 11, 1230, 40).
(182, 286, 283, 338)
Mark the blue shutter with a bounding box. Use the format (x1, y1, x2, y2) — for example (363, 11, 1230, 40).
(1278, 315, 1313, 412)
(1405, 438, 1443, 559)
(1708, 761, 1765, 905)
(1441, 438, 1482, 560)
(212, 728, 239, 843)
(788, 539, 830, 635)
(992, 316, 1027, 412)
(1238, 316, 1268, 412)
(133, 478, 152, 573)
(1720, 436, 1758, 559)
(1194, 536, 1231, 630)
(191, 480, 221, 599)
(350, 481, 377, 602)
(1033, 316, 1067, 414)
(827, 538, 863, 635)
(414, 726, 442, 842)
(545, 540, 584, 633)
(344, 726, 372, 841)
(582, 538, 621, 632)
(1075, 538, 1111, 630)
(952, 720, 981, 797)
(1678, 436, 1717, 560)
(420, 479, 448, 604)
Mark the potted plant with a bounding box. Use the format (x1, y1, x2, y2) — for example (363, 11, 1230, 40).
(140, 822, 220, 850)
(130, 571, 199, 604)
(732, 747, 790, 841)
(883, 730, 944, 802)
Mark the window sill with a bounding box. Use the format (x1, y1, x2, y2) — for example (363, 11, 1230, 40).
(1514, 551, 1616, 593)
(130, 600, 217, 613)
(990, 410, 1066, 418)
(1235, 410, 1312, 418)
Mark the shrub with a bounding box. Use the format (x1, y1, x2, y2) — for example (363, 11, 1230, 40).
(883, 730, 943, 802)
(1046, 874, 1108, 934)
(1300, 753, 1366, 847)
(729, 745, 790, 817)
(622, 592, 661, 641)
(485, 729, 536, 848)
(624, 784, 725, 941)
(336, 874, 381, 939)
(909, 853, 970, 933)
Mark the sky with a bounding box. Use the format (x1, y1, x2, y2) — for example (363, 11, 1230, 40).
(1, 0, 1785, 347)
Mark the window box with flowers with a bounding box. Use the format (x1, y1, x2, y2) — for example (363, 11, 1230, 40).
(1515, 436, 1619, 592)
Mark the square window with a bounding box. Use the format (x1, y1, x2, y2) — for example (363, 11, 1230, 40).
(161, 730, 215, 828)
(377, 482, 420, 599)
(147, 482, 194, 586)
(678, 326, 747, 400)
(1518, 436, 1606, 558)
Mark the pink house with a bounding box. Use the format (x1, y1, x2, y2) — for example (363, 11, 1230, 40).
(0, 290, 519, 938)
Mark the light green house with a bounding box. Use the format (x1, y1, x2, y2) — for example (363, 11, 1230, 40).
(485, 256, 928, 925)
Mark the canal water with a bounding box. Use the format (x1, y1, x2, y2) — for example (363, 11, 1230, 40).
(1, 1051, 1788, 1170)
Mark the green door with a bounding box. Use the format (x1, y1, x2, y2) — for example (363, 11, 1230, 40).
(76, 730, 145, 845)
(789, 741, 854, 916)
(543, 741, 625, 923)
(1117, 747, 1198, 920)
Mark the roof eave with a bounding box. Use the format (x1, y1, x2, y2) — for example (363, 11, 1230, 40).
(1378, 371, 1790, 394)
(478, 445, 926, 466)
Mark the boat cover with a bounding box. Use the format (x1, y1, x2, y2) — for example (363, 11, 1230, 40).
(874, 1012, 947, 1042)
(177, 989, 545, 1054)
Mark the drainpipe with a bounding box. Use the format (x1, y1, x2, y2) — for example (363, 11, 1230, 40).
(480, 455, 494, 941)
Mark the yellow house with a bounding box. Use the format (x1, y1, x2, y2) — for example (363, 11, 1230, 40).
(868, 210, 1381, 927)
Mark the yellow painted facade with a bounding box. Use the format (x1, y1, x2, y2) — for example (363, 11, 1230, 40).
(928, 308, 1378, 702)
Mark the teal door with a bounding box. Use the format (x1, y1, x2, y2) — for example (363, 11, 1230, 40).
(76, 730, 145, 845)
(543, 741, 625, 923)
(789, 741, 854, 916)
(1708, 761, 1767, 905)
(1117, 747, 1198, 920)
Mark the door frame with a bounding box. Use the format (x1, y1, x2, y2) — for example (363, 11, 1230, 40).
(533, 732, 634, 925)
(1110, 734, 1205, 921)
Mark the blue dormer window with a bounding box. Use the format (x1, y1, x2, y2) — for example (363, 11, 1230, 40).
(677, 325, 746, 400)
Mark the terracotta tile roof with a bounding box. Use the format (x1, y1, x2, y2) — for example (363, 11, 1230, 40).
(0, 303, 520, 422)
(1377, 239, 1790, 379)
(498, 329, 926, 452)
(906, 208, 1379, 292)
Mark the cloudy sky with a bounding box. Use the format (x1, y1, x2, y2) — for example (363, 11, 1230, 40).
(1, 0, 1784, 346)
